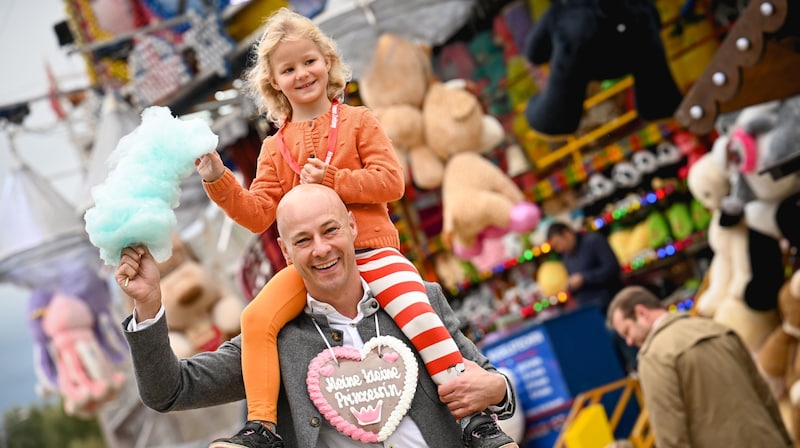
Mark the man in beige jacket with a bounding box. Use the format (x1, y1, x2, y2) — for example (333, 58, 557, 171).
(607, 286, 791, 447)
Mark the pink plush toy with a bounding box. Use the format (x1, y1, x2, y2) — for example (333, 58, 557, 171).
(42, 292, 126, 417)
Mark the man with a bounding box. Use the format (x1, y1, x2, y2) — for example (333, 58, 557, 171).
(607, 286, 791, 448)
(546, 222, 622, 311)
(116, 184, 517, 448)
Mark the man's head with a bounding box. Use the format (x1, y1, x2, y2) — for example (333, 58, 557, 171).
(546, 222, 576, 254)
(276, 184, 361, 304)
(606, 286, 666, 347)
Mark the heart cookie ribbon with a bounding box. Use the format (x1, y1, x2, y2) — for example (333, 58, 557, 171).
(306, 335, 418, 443)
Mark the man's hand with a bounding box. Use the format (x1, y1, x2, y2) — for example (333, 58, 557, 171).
(300, 156, 327, 184)
(195, 151, 225, 183)
(116, 245, 162, 322)
(438, 360, 508, 420)
(567, 273, 584, 291)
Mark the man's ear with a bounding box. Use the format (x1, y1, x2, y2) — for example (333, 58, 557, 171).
(277, 238, 292, 264)
(633, 304, 648, 321)
(348, 211, 357, 237)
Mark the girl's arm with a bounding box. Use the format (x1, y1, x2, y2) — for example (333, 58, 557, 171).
(204, 139, 284, 234)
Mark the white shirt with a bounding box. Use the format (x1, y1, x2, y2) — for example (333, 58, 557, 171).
(306, 279, 429, 448)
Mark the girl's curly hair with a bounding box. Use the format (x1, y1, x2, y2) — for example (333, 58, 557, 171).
(243, 8, 351, 127)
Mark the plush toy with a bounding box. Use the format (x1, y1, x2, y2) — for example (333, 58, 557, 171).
(441, 151, 540, 259)
(28, 289, 60, 398)
(166, 262, 243, 358)
(358, 33, 431, 187)
(42, 292, 127, 417)
(27, 264, 129, 417)
(686, 151, 750, 317)
(756, 271, 800, 444)
(687, 139, 779, 351)
(360, 34, 542, 263)
(158, 239, 244, 358)
(523, 0, 683, 135)
(715, 97, 800, 312)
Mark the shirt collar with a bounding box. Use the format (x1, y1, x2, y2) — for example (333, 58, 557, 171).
(304, 278, 376, 323)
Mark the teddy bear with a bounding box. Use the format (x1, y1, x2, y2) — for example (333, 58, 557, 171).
(156, 237, 244, 358)
(757, 270, 800, 444)
(522, 0, 683, 136)
(359, 34, 541, 263)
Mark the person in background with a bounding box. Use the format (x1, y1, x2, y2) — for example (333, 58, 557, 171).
(607, 286, 791, 448)
(193, 8, 513, 448)
(547, 221, 635, 372)
(546, 221, 623, 311)
(116, 184, 518, 448)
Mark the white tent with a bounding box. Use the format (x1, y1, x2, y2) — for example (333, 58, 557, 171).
(314, 0, 478, 79)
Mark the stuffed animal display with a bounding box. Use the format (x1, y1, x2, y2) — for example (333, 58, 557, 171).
(684, 97, 800, 351)
(359, 34, 541, 266)
(716, 97, 800, 312)
(156, 238, 244, 358)
(523, 0, 683, 135)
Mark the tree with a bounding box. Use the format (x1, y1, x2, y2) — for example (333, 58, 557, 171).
(2, 401, 105, 448)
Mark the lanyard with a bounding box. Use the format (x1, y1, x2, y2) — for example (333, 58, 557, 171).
(277, 100, 339, 175)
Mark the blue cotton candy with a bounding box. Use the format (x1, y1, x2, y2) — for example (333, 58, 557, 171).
(84, 106, 218, 265)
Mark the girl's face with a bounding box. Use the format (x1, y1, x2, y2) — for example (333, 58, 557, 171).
(269, 37, 331, 116)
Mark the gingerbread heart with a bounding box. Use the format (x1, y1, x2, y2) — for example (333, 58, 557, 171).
(306, 335, 418, 443)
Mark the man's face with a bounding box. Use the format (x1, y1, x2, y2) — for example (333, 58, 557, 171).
(611, 308, 651, 347)
(548, 231, 574, 254)
(277, 192, 359, 301)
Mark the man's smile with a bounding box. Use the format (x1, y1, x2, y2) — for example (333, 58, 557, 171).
(313, 259, 338, 270)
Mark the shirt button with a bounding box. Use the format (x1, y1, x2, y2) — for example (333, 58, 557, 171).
(370, 300, 379, 309)
(310, 417, 320, 427)
(332, 331, 342, 342)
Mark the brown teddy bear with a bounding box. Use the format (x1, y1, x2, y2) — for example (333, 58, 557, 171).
(757, 271, 800, 444)
(360, 34, 541, 261)
(156, 238, 244, 358)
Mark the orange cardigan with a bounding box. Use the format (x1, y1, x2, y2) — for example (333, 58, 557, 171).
(204, 104, 405, 250)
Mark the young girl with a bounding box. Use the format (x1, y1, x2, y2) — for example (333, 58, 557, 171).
(196, 8, 514, 448)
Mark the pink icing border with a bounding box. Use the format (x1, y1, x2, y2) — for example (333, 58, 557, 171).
(306, 336, 418, 443)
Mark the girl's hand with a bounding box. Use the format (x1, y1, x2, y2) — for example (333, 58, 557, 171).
(195, 152, 225, 183)
(300, 156, 327, 184)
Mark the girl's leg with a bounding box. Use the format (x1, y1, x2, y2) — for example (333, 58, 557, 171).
(356, 247, 464, 384)
(241, 265, 307, 423)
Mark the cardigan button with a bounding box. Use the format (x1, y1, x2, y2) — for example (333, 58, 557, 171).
(310, 417, 320, 427)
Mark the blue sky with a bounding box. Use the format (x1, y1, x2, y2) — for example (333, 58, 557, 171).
(0, 0, 90, 414)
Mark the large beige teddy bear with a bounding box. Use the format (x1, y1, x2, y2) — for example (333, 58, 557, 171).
(360, 34, 540, 261)
(157, 239, 245, 358)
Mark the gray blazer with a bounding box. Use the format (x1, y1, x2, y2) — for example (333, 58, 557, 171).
(123, 281, 514, 447)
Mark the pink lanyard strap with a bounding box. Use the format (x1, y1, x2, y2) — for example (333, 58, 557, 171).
(277, 100, 340, 175)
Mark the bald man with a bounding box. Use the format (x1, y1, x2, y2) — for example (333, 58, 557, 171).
(117, 184, 516, 447)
